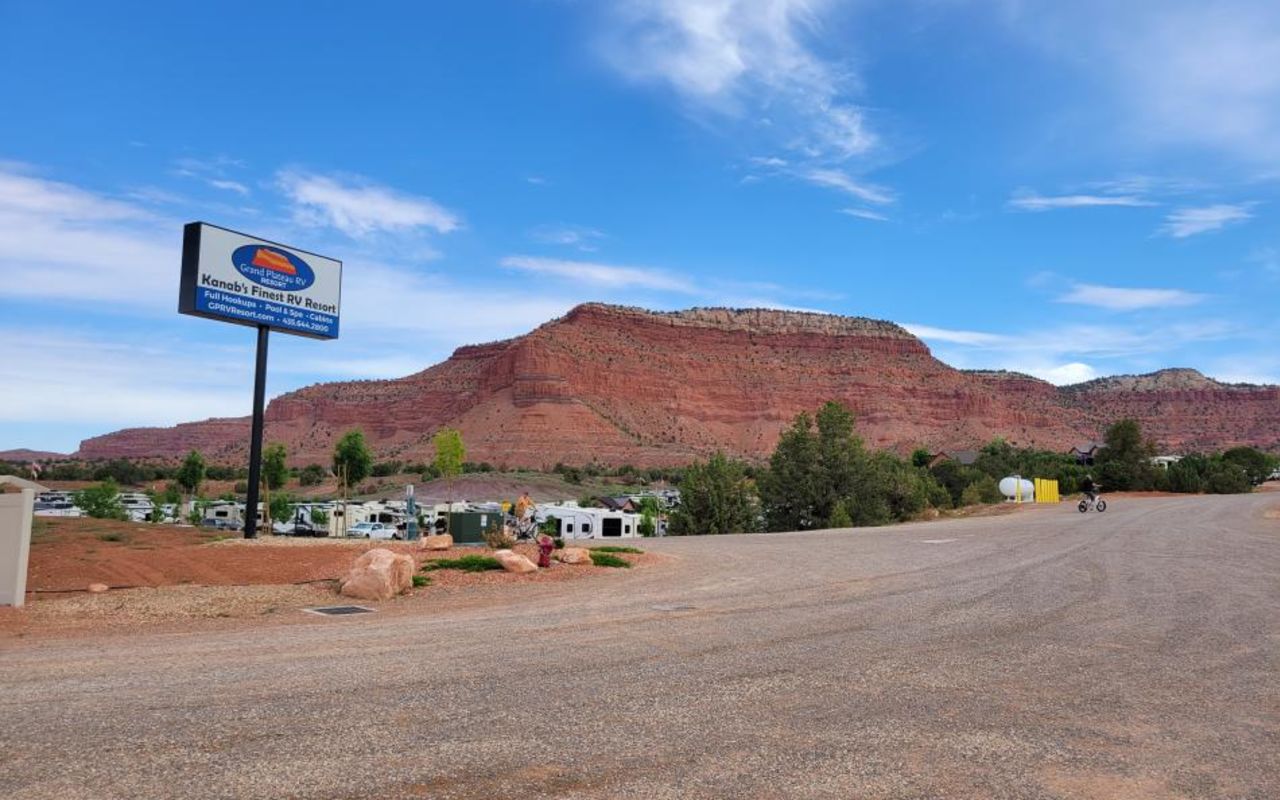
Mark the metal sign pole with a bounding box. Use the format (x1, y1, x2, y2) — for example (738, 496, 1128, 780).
(244, 324, 270, 538)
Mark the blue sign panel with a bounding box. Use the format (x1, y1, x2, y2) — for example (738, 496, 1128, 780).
(193, 285, 339, 338)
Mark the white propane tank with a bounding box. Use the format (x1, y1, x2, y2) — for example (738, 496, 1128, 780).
(998, 476, 1035, 501)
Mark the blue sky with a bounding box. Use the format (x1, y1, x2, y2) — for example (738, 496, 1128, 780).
(2, 0, 1279, 454)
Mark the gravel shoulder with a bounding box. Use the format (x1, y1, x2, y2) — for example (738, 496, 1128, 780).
(2, 494, 1278, 799)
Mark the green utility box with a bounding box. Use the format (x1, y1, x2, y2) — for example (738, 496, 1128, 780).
(442, 511, 499, 545)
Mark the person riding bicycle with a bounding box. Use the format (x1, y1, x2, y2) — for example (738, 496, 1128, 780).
(1080, 474, 1098, 502)
(513, 491, 536, 538)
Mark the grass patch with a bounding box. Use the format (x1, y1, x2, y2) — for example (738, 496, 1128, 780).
(423, 554, 503, 573)
(96, 532, 128, 543)
(412, 574, 432, 587)
(589, 551, 632, 568)
(593, 545, 643, 554)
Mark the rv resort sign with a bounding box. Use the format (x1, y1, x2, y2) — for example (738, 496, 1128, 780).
(178, 222, 343, 537)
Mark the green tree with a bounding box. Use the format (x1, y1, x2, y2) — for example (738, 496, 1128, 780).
(1204, 459, 1252, 494)
(74, 480, 126, 520)
(262, 443, 289, 491)
(310, 507, 329, 526)
(332, 430, 373, 492)
(1220, 446, 1274, 486)
(433, 427, 466, 501)
(268, 492, 293, 525)
(758, 411, 823, 531)
(1095, 419, 1157, 491)
(1166, 455, 1206, 493)
(176, 450, 206, 499)
(669, 452, 758, 535)
(910, 448, 933, 468)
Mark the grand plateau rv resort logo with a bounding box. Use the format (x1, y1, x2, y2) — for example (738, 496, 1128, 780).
(231, 245, 317, 292)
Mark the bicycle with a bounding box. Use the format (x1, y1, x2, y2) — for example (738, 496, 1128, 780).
(1077, 493, 1107, 513)
(511, 514, 539, 540)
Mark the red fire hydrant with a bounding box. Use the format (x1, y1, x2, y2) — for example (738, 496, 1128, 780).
(536, 534, 555, 568)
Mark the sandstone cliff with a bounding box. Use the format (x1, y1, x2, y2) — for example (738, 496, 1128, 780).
(75, 304, 1280, 466)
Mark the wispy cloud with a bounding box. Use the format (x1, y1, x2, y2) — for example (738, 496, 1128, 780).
(1158, 203, 1254, 238)
(208, 178, 249, 196)
(598, 0, 891, 209)
(1008, 191, 1154, 211)
(902, 324, 1007, 347)
(501, 255, 696, 293)
(837, 207, 888, 222)
(0, 166, 174, 309)
(277, 170, 461, 238)
(529, 224, 607, 250)
(1057, 283, 1206, 311)
(1004, 2, 1280, 163)
(803, 168, 894, 205)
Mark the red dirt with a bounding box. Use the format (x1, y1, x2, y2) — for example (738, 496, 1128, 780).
(23, 517, 650, 593)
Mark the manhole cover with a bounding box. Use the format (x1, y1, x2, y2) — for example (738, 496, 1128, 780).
(304, 605, 375, 616)
(651, 604, 696, 612)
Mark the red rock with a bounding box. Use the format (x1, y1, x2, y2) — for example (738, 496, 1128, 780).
(493, 549, 537, 574)
(338, 548, 415, 601)
(557, 547, 591, 565)
(74, 305, 1280, 465)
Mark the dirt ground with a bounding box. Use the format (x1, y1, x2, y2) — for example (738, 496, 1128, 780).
(2, 517, 654, 638)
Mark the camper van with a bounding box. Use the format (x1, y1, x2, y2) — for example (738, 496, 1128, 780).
(536, 503, 643, 540)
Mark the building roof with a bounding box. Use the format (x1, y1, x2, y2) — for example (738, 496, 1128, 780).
(0, 475, 49, 492)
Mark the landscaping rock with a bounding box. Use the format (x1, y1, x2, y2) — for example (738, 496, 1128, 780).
(493, 549, 538, 574)
(557, 547, 592, 565)
(339, 548, 415, 601)
(421, 534, 453, 551)
(87, 583, 109, 594)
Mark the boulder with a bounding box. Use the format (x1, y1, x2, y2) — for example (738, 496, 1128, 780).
(557, 547, 592, 565)
(87, 582, 109, 594)
(339, 548, 416, 601)
(420, 534, 453, 551)
(493, 549, 538, 574)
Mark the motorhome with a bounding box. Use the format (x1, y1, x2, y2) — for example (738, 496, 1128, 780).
(536, 503, 644, 540)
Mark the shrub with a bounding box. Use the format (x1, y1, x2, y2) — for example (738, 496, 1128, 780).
(412, 574, 431, 587)
(299, 464, 327, 486)
(827, 501, 853, 528)
(371, 460, 403, 478)
(589, 551, 632, 568)
(423, 555, 503, 572)
(482, 522, 516, 549)
(1204, 461, 1252, 494)
(593, 546, 643, 553)
(75, 480, 126, 520)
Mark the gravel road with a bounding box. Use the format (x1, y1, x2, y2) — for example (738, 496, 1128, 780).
(3, 494, 1278, 799)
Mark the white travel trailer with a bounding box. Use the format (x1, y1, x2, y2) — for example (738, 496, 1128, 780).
(536, 503, 644, 540)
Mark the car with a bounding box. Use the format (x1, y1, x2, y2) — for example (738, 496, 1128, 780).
(348, 521, 399, 540)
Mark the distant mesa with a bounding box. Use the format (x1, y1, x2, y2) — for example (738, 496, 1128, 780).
(70, 303, 1280, 467)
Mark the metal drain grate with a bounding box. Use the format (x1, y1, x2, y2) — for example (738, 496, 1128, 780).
(304, 605, 375, 616)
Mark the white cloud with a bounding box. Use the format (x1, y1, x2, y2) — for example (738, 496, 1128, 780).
(529, 224, 607, 249)
(1158, 204, 1254, 238)
(208, 179, 249, 196)
(277, 170, 461, 238)
(0, 166, 175, 309)
(803, 168, 893, 205)
(837, 207, 888, 222)
(599, 0, 881, 189)
(1008, 192, 1154, 211)
(501, 255, 697, 293)
(1057, 283, 1206, 311)
(0, 328, 250, 426)
(1033, 362, 1098, 385)
(1004, 1, 1280, 163)
(903, 324, 1008, 347)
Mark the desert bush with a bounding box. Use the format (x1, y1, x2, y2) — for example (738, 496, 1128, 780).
(588, 551, 632, 568)
(423, 555, 503, 572)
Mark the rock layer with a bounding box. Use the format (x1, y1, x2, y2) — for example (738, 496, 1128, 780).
(75, 304, 1280, 465)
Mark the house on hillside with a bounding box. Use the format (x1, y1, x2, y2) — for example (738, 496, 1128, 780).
(589, 496, 639, 513)
(927, 450, 979, 469)
(1069, 442, 1103, 464)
